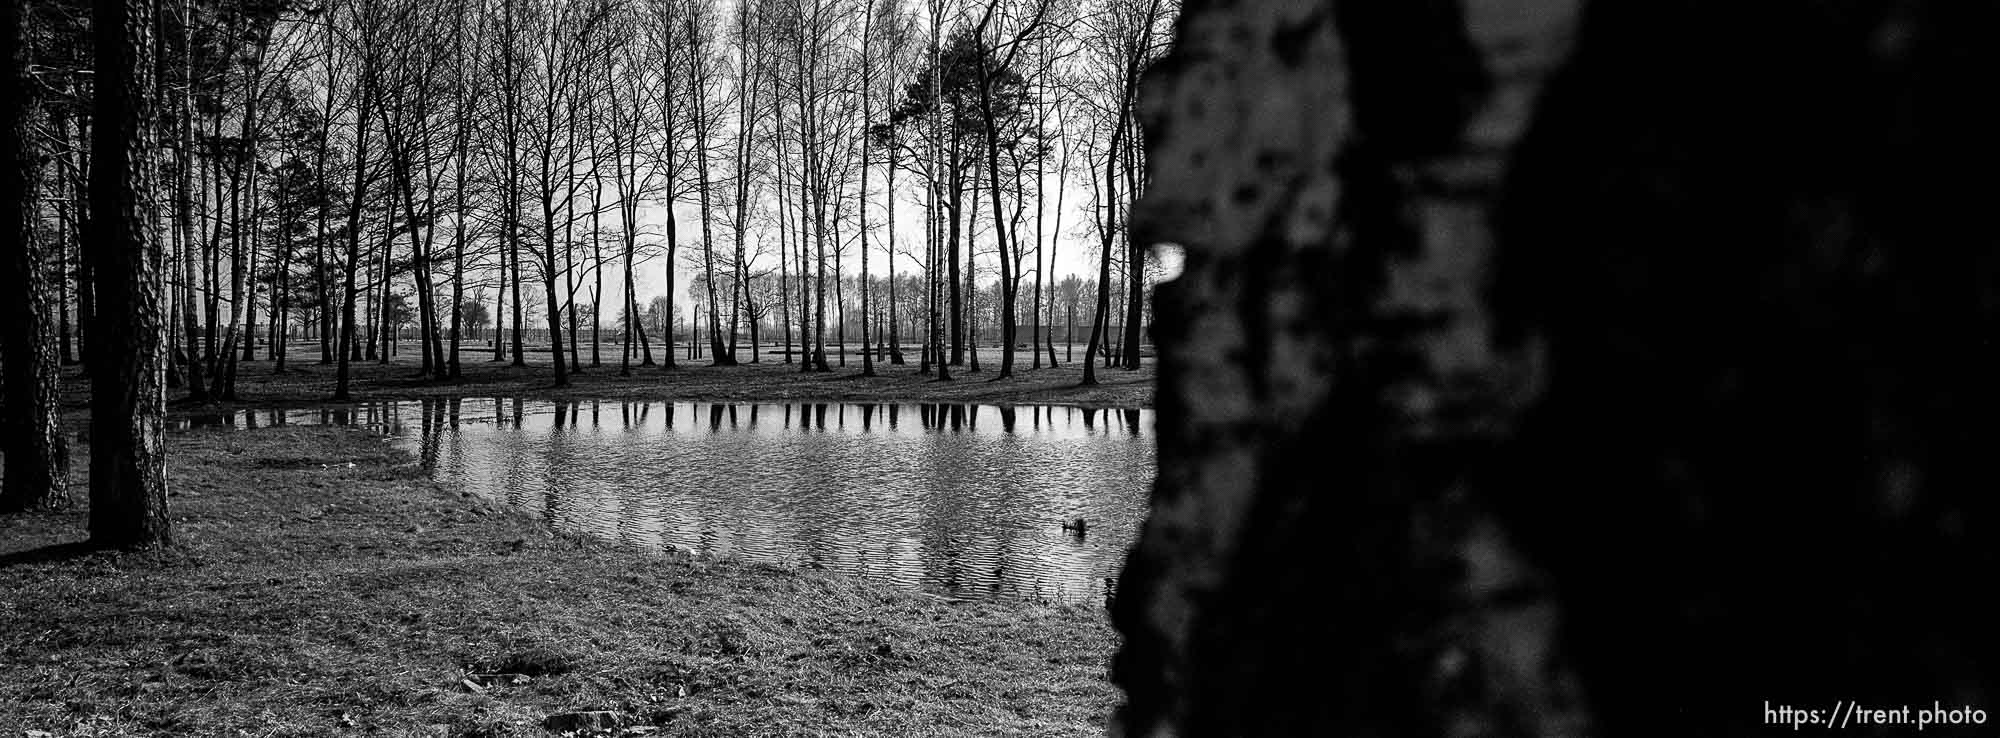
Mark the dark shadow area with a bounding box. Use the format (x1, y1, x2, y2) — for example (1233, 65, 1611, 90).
(0, 541, 103, 569)
(1114, 0, 2000, 735)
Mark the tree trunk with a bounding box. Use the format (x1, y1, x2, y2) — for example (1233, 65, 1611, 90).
(695, 125, 731, 366)
(859, 20, 875, 378)
(269, 183, 292, 374)
(86, 0, 171, 549)
(1, 0, 71, 512)
(1064, 295, 1072, 362)
(539, 189, 568, 387)
(509, 199, 523, 366)
(588, 131, 602, 369)
(375, 192, 393, 365)
(930, 177, 950, 380)
(562, 100, 581, 375)
(449, 0, 468, 379)
(776, 138, 792, 365)
(1103, 0, 2000, 736)
(620, 212, 636, 376)
(1045, 112, 1066, 368)
(886, 142, 902, 365)
(333, 67, 372, 401)
(57, 150, 76, 367)
(389, 146, 440, 379)
(974, 25, 1015, 379)
(668, 242, 684, 368)
(1119, 109, 1144, 370)
(447, 176, 463, 379)
(1080, 54, 1135, 387)
(946, 159, 962, 366)
(491, 247, 506, 362)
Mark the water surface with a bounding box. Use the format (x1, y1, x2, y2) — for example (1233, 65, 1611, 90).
(182, 399, 1154, 603)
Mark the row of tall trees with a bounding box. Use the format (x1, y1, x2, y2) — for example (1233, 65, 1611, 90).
(0, 0, 1175, 542)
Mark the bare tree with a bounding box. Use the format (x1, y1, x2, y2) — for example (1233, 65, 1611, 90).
(970, 0, 1052, 378)
(1077, 0, 1163, 384)
(726, 0, 772, 363)
(683, 0, 737, 365)
(333, 0, 390, 400)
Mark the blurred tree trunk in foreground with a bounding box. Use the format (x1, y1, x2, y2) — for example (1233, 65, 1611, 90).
(87, 0, 173, 549)
(1116, 0, 2000, 736)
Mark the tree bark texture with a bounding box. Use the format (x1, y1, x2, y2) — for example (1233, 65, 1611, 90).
(86, 0, 173, 549)
(1, 0, 72, 513)
(1116, 0, 2000, 735)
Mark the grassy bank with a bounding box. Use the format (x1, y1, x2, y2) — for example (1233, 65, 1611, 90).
(0, 425, 1121, 736)
(170, 341, 1153, 411)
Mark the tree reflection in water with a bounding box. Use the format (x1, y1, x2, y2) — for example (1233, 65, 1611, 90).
(172, 399, 1154, 602)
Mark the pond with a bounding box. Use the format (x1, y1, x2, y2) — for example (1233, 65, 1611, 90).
(180, 399, 1155, 603)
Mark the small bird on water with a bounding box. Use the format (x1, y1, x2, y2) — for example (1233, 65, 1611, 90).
(1061, 517, 1088, 535)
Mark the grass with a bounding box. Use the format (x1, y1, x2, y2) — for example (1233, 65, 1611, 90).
(187, 341, 1153, 411)
(0, 424, 1122, 736)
